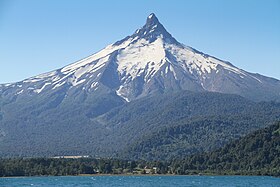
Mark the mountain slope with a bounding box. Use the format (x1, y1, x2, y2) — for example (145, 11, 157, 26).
(0, 13, 280, 102)
(1, 90, 279, 157)
(102, 91, 280, 160)
(172, 122, 280, 176)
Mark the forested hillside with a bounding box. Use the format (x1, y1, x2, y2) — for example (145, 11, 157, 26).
(116, 92, 280, 160)
(0, 122, 279, 177)
(170, 122, 280, 176)
(1, 91, 280, 158)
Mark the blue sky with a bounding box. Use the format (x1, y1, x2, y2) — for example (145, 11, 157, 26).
(0, 0, 279, 83)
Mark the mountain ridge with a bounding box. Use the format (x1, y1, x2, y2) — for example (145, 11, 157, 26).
(1, 13, 280, 102)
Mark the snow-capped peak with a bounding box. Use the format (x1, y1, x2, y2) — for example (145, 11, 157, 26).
(129, 13, 179, 45)
(1, 13, 278, 103)
(146, 13, 159, 26)
(148, 13, 156, 19)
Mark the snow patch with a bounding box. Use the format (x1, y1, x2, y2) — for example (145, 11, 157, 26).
(165, 43, 249, 78)
(61, 38, 133, 74)
(148, 14, 154, 19)
(32, 71, 56, 79)
(116, 85, 130, 102)
(117, 38, 166, 81)
(34, 82, 51, 94)
(91, 82, 99, 89)
(248, 74, 262, 83)
(169, 65, 178, 80)
(23, 79, 41, 83)
(74, 65, 92, 79)
(165, 66, 169, 74)
(69, 78, 86, 86)
(52, 81, 66, 90)
(200, 82, 206, 89)
(16, 90, 24, 95)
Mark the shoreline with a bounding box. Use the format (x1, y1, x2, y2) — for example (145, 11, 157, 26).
(1, 173, 278, 178)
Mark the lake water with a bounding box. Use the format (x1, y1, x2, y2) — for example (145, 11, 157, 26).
(0, 175, 279, 187)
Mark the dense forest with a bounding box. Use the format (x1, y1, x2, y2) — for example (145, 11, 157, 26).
(0, 122, 279, 177)
(120, 115, 278, 160)
(104, 92, 280, 160)
(1, 91, 280, 158)
(170, 121, 280, 176)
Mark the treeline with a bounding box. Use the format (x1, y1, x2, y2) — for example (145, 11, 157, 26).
(0, 158, 168, 177)
(0, 122, 279, 177)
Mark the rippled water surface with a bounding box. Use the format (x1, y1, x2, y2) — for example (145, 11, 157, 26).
(1, 175, 279, 187)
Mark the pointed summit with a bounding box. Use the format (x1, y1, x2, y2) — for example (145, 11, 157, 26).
(130, 13, 179, 44)
(145, 13, 159, 27)
(142, 13, 165, 32)
(148, 13, 156, 19)
(114, 13, 178, 46)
